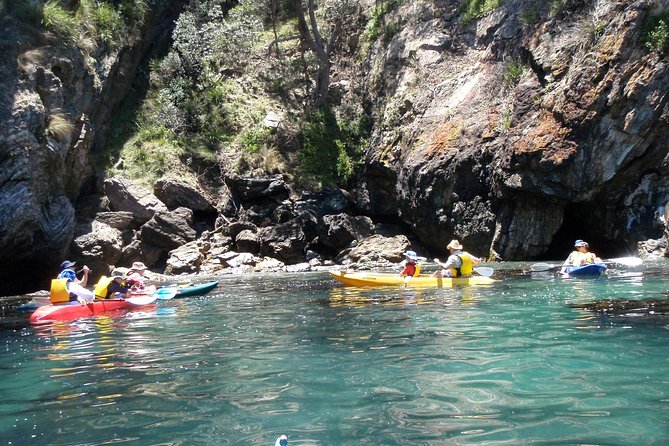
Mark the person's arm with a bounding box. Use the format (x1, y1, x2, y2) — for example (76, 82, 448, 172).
(76, 265, 90, 287)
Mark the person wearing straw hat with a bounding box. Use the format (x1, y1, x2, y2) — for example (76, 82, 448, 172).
(560, 240, 602, 273)
(432, 239, 481, 278)
(125, 261, 148, 290)
(399, 250, 422, 277)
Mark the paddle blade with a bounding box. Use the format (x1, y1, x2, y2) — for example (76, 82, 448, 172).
(530, 263, 556, 272)
(606, 257, 643, 267)
(473, 266, 494, 277)
(125, 294, 158, 306)
(154, 287, 178, 300)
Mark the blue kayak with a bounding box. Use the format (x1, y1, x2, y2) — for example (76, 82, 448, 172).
(565, 263, 607, 277)
(174, 281, 219, 298)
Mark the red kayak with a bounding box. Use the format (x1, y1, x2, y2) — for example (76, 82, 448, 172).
(29, 294, 158, 323)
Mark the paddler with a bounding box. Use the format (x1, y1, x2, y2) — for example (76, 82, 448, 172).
(125, 261, 148, 291)
(399, 250, 421, 277)
(432, 239, 481, 278)
(560, 240, 602, 273)
(52, 260, 95, 304)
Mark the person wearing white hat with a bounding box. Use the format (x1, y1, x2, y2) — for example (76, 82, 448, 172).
(560, 239, 602, 273)
(399, 250, 422, 277)
(125, 261, 149, 290)
(432, 239, 480, 278)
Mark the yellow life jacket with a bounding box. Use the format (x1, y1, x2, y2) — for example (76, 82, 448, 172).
(450, 252, 473, 277)
(94, 276, 114, 299)
(414, 264, 421, 276)
(50, 278, 71, 304)
(569, 251, 597, 266)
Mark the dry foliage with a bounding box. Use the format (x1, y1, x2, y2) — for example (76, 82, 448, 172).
(47, 113, 75, 142)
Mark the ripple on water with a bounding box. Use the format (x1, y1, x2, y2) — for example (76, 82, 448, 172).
(1, 269, 669, 444)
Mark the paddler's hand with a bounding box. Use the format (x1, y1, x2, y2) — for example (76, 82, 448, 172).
(77, 297, 87, 305)
(82, 265, 90, 274)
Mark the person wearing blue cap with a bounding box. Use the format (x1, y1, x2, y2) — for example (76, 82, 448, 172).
(561, 240, 602, 273)
(52, 260, 94, 304)
(399, 250, 421, 277)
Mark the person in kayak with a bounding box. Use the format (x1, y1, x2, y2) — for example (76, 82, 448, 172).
(432, 239, 481, 278)
(399, 251, 421, 277)
(95, 275, 131, 299)
(125, 261, 148, 290)
(52, 260, 95, 304)
(560, 240, 603, 273)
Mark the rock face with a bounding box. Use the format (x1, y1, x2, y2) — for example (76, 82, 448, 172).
(0, 3, 184, 294)
(2, 0, 669, 294)
(361, 0, 669, 259)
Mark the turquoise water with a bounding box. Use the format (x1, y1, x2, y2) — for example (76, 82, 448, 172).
(1, 263, 669, 445)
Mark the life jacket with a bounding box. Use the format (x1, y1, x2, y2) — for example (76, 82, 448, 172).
(50, 278, 72, 304)
(450, 252, 473, 277)
(569, 251, 597, 266)
(94, 276, 114, 299)
(402, 262, 421, 277)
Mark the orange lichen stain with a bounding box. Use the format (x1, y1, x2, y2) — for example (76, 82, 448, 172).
(424, 119, 462, 158)
(513, 113, 576, 164)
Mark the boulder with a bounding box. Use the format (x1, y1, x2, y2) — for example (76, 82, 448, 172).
(140, 207, 197, 251)
(235, 229, 260, 254)
(69, 219, 124, 279)
(95, 211, 135, 230)
(342, 234, 411, 267)
(258, 213, 318, 264)
(154, 177, 216, 213)
(104, 176, 168, 224)
(317, 214, 375, 250)
(225, 174, 290, 201)
(165, 240, 208, 275)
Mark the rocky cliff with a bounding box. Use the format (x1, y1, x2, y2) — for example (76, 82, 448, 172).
(359, 0, 668, 260)
(1, 0, 668, 295)
(0, 0, 185, 294)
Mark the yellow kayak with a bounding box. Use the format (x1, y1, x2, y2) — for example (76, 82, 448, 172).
(329, 271, 496, 287)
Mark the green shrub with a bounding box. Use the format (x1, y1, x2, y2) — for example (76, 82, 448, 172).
(549, 0, 566, 18)
(643, 15, 669, 53)
(91, 2, 123, 46)
(42, 0, 79, 45)
(503, 59, 524, 88)
(362, 0, 404, 42)
(460, 0, 503, 25)
(299, 108, 366, 188)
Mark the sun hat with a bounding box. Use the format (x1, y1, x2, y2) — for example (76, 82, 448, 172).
(60, 260, 76, 270)
(446, 240, 463, 250)
(130, 261, 148, 271)
(574, 240, 588, 247)
(403, 250, 418, 260)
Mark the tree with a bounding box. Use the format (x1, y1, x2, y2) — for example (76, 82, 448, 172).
(291, 0, 343, 108)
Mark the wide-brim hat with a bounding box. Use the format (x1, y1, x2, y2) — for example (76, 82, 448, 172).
(574, 240, 589, 247)
(447, 239, 463, 250)
(130, 261, 148, 271)
(403, 250, 418, 260)
(60, 260, 76, 270)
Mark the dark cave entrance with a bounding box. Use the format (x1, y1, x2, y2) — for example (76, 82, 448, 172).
(541, 202, 632, 261)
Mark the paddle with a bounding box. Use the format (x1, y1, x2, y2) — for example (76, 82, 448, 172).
(531, 256, 643, 272)
(473, 266, 494, 277)
(605, 257, 643, 267)
(154, 287, 178, 300)
(530, 262, 557, 272)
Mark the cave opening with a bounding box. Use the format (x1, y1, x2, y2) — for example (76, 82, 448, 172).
(541, 202, 627, 261)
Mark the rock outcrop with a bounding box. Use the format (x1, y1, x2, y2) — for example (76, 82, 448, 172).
(0, 2, 185, 294)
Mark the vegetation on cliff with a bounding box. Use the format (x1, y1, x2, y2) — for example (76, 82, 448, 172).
(105, 0, 382, 189)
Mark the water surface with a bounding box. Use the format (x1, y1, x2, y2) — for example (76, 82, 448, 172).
(1, 262, 668, 445)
